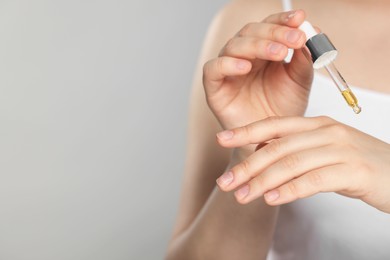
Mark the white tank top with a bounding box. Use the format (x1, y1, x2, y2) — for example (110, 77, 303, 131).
(267, 73, 390, 259)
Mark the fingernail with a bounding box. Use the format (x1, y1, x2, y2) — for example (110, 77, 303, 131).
(285, 10, 297, 22)
(286, 30, 301, 43)
(268, 43, 284, 55)
(236, 60, 249, 70)
(264, 190, 280, 202)
(217, 130, 234, 140)
(217, 171, 234, 187)
(235, 185, 250, 200)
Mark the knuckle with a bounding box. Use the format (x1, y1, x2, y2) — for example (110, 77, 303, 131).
(253, 39, 263, 54)
(223, 38, 236, 55)
(268, 24, 279, 40)
(327, 123, 350, 139)
(286, 180, 302, 198)
(238, 23, 254, 37)
(316, 115, 334, 125)
(215, 57, 226, 75)
(237, 122, 257, 143)
(281, 154, 300, 171)
(262, 13, 274, 23)
(266, 116, 282, 127)
(254, 174, 266, 189)
(308, 172, 323, 189)
(239, 159, 253, 178)
(242, 124, 253, 140)
(353, 160, 373, 181)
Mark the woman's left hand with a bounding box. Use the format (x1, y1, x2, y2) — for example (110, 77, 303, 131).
(215, 116, 390, 213)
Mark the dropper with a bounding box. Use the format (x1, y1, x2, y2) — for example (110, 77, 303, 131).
(299, 21, 362, 114)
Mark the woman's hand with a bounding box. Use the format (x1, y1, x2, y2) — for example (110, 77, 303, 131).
(215, 116, 390, 213)
(203, 10, 313, 130)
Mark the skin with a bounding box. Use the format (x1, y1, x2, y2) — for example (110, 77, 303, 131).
(203, 9, 313, 131)
(166, 0, 390, 259)
(216, 116, 390, 213)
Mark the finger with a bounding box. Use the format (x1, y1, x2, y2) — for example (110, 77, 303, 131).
(231, 23, 305, 49)
(262, 9, 306, 28)
(263, 164, 351, 205)
(284, 48, 314, 91)
(284, 25, 322, 84)
(234, 145, 345, 203)
(287, 25, 321, 68)
(216, 116, 335, 147)
(203, 56, 252, 94)
(220, 37, 289, 61)
(217, 126, 337, 192)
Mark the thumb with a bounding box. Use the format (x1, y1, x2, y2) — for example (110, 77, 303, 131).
(284, 24, 322, 90)
(285, 48, 314, 91)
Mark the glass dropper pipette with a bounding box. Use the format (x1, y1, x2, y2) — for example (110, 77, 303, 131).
(299, 21, 362, 114)
(324, 62, 361, 114)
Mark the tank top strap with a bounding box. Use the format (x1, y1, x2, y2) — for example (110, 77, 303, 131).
(281, 0, 293, 11)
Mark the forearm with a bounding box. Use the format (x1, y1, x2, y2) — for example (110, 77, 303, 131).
(166, 153, 279, 260)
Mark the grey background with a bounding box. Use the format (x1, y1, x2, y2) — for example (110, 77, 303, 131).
(0, 0, 227, 259)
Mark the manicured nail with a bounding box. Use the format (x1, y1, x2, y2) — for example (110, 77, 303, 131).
(285, 10, 297, 22)
(236, 60, 249, 70)
(264, 190, 280, 202)
(217, 130, 234, 141)
(286, 30, 301, 43)
(268, 43, 284, 55)
(235, 185, 250, 200)
(217, 171, 234, 187)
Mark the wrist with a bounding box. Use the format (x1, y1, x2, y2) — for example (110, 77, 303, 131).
(216, 107, 273, 131)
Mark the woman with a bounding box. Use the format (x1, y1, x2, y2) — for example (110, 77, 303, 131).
(166, 0, 390, 259)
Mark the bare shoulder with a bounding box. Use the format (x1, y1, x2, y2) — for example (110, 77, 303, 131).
(200, 0, 282, 60)
(221, 0, 282, 21)
(217, 0, 282, 33)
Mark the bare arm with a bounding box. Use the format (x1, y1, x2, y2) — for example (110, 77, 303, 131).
(166, 1, 285, 259)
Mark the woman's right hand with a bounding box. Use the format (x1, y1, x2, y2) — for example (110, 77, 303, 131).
(203, 10, 314, 130)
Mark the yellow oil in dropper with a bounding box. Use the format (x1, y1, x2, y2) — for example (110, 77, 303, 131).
(342, 89, 361, 114)
(325, 62, 362, 114)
